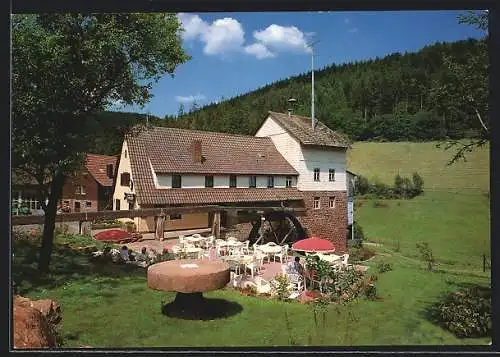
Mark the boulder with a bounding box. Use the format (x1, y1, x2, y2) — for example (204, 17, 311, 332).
(13, 296, 61, 349)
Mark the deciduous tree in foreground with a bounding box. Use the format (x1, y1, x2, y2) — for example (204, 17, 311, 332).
(12, 13, 190, 272)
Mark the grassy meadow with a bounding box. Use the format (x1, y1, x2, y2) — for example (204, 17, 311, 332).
(12, 141, 491, 347)
(347, 141, 490, 193)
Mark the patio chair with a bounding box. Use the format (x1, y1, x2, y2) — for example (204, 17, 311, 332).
(241, 240, 250, 255)
(244, 256, 261, 279)
(227, 236, 238, 242)
(287, 273, 305, 294)
(273, 244, 289, 264)
(227, 259, 242, 275)
(253, 250, 266, 268)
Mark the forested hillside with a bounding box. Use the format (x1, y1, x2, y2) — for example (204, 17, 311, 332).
(92, 38, 486, 156)
(163, 38, 486, 141)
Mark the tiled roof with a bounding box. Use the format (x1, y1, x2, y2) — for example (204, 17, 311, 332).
(128, 126, 298, 175)
(125, 126, 301, 206)
(267, 111, 351, 149)
(137, 188, 304, 206)
(85, 154, 119, 187)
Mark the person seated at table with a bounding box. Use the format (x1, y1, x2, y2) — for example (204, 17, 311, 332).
(286, 256, 304, 275)
(120, 245, 130, 262)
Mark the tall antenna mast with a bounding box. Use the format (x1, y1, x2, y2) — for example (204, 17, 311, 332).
(308, 38, 320, 131)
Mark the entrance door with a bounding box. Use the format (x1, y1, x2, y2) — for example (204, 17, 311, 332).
(74, 201, 81, 213)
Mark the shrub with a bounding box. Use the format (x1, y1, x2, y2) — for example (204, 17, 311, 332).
(270, 274, 290, 301)
(353, 221, 365, 242)
(377, 261, 393, 273)
(411, 172, 424, 196)
(433, 286, 491, 338)
(372, 200, 389, 208)
(348, 246, 375, 262)
(363, 283, 377, 300)
(416, 242, 436, 271)
(355, 175, 370, 195)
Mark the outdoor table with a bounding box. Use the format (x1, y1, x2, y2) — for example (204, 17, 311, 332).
(148, 259, 230, 318)
(258, 244, 282, 263)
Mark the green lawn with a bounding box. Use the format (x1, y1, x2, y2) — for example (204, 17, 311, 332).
(12, 142, 491, 347)
(12, 232, 490, 347)
(347, 141, 490, 193)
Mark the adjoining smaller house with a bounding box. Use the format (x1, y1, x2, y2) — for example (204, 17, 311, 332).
(60, 154, 118, 213)
(11, 154, 118, 215)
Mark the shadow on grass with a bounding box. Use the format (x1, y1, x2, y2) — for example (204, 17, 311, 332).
(12, 235, 146, 295)
(161, 297, 243, 321)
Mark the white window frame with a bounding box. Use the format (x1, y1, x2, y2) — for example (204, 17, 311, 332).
(329, 169, 336, 182)
(313, 168, 320, 182)
(285, 176, 292, 188)
(75, 185, 86, 195)
(329, 196, 336, 209)
(313, 197, 321, 209)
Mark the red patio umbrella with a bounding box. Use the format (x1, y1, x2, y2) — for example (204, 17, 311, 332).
(291, 236, 336, 253)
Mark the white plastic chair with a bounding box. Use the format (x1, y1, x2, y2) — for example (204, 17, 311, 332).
(244, 256, 261, 278)
(227, 236, 238, 242)
(255, 277, 272, 294)
(192, 233, 202, 238)
(287, 273, 305, 294)
(273, 244, 289, 264)
(242, 240, 250, 254)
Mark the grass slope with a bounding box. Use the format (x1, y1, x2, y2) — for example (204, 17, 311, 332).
(347, 141, 490, 193)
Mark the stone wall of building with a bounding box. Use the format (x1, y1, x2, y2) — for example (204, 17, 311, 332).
(297, 191, 348, 253)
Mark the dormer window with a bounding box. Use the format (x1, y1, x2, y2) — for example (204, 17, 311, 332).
(205, 175, 214, 188)
(286, 176, 292, 188)
(267, 176, 274, 188)
(106, 164, 114, 178)
(314, 168, 320, 182)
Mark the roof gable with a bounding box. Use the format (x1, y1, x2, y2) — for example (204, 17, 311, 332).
(267, 111, 351, 149)
(85, 154, 119, 187)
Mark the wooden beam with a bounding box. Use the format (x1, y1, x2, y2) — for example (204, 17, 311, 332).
(11, 205, 307, 226)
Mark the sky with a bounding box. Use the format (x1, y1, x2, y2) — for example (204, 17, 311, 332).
(109, 11, 486, 118)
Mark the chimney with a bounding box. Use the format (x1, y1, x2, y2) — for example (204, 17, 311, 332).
(191, 140, 202, 163)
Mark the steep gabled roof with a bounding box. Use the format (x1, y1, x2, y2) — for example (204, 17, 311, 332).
(267, 111, 351, 149)
(85, 154, 119, 187)
(126, 126, 300, 206)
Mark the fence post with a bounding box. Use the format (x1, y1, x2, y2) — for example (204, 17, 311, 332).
(483, 254, 486, 273)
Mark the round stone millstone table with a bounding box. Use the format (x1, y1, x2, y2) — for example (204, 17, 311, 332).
(147, 259, 230, 318)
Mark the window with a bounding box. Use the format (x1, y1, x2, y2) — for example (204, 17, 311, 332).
(329, 196, 336, 209)
(128, 201, 134, 210)
(205, 175, 214, 188)
(124, 150, 127, 158)
(313, 197, 320, 209)
(172, 175, 181, 188)
(86, 201, 92, 208)
(286, 176, 292, 188)
(75, 185, 86, 195)
(229, 175, 237, 188)
(106, 164, 114, 178)
(314, 168, 320, 181)
(170, 214, 182, 220)
(267, 176, 274, 188)
(115, 199, 121, 210)
(74, 201, 81, 213)
(130, 180, 134, 191)
(120, 172, 130, 187)
(329, 169, 336, 182)
(249, 175, 256, 188)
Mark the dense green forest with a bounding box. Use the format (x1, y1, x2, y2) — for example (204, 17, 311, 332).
(92, 38, 486, 156)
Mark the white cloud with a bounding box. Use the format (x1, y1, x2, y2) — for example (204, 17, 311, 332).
(177, 13, 244, 56)
(243, 43, 276, 59)
(177, 13, 312, 60)
(348, 27, 359, 33)
(174, 93, 206, 104)
(252, 24, 312, 54)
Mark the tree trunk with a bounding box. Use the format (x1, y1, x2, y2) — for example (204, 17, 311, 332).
(38, 172, 65, 274)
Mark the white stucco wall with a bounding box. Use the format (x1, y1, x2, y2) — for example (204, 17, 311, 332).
(112, 140, 137, 210)
(255, 115, 347, 192)
(154, 173, 295, 189)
